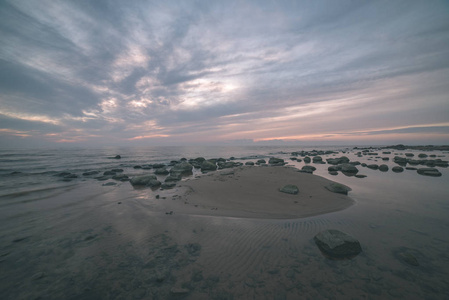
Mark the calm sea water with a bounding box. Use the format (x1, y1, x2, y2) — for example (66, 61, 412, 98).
(1, 145, 448, 299)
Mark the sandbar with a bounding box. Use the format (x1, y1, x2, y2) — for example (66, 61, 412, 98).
(176, 166, 354, 219)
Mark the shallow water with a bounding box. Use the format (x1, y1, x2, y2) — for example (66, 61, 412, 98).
(0, 146, 448, 299)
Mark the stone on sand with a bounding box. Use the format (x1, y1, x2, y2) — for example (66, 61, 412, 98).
(325, 183, 351, 195)
(279, 184, 299, 195)
(314, 229, 362, 259)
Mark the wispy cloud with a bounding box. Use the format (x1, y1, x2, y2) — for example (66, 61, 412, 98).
(0, 0, 448, 146)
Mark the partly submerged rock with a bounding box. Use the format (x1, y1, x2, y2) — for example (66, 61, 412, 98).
(300, 165, 316, 174)
(392, 166, 404, 173)
(379, 164, 389, 172)
(201, 160, 217, 171)
(314, 229, 362, 259)
(417, 168, 442, 177)
(171, 161, 193, 174)
(130, 175, 158, 186)
(325, 183, 351, 195)
(279, 184, 299, 195)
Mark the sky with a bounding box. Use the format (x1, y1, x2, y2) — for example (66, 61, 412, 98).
(1, 0, 449, 147)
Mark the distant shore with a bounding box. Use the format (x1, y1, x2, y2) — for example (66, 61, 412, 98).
(176, 166, 354, 219)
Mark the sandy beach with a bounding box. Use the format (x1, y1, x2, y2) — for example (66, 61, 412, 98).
(176, 166, 354, 219)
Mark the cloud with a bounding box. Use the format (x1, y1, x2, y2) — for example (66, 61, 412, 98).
(0, 0, 448, 146)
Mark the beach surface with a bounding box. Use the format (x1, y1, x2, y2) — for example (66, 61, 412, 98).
(176, 166, 354, 219)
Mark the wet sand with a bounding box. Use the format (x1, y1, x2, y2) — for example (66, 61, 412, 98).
(177, 166, 354, 219)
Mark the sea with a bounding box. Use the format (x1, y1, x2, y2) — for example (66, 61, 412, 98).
(0, 145, 448, 299)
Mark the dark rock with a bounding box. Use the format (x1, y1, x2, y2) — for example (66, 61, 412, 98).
(312, 156, 323, 163)
(102, 182, 117, 186)
(418, 153, 428, 158)
(325, 183, 351, 195)
(300, 165, 316, 173)
(152, 163, 166, 169)
(329, 171, 338, 176)
(303, 157, 311, 163)
(417, 168, 442, 177)
(201, 160, 217, 171)
(355, 174, 367, 178)
(314, 230, 362, 258)
(130, 175, 158, 186)
(392, 166, 404, 173)
(111, 169, 124, 173)
(367, 164, 379, 170)
(245, 161, 255, 166)
(256, 159, 266, 165)
(340, 163, 359, 174)
(393, 156, 408, 166)
(165, 174, 182, 182)
(103, 170, 116, 176)
(161, 182, 176, 189)
(154, 167, 169, 175)
(279, 184, 299, 195)
(171, 161, 193, 174)
(269, 157, 285, 165)
(83, 171, 99, 176)
(133, 165, 142, 169)
(405, 153, 414, 157)
(382, 157, 389, 161)
(112, 174, 129, 181)
(114, 155, 121, 159)
(379, 164, 389, 172)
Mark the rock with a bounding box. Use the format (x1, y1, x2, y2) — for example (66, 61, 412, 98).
(392, 166, 404, 173)
(154, 167, 169, 175)
(269, 157, 285, 165)
(245, 161, 255, 166)
(83, 171, 100, 176)
(325, 183, 351, 195)
(114, 155, 121, 159)
(256, 159, 266, 165)
(417, 168, 442, 177)
(130, 175, 158, 186)
(218, 161, 237, 169)
(103, 170, 116, 176)
(355, 174, 367, 178)
(112, 174, 129, 181)
(279, 184, 299, 195)
(328, 166, 340, 172)
(152, 163, 166, 169)
(300, 165, 316, 174)
(312, 156, 323, 163)
(111, 169, 124, 173)
(171, 161, 193, 174)
(329, 171, 338, 175)
(367, 164, 379, 170)
(379, 164, 389, 172)
(340, 163, 359, 174)
(201, 160, 217, 171)
(303, 157, 311, 163)
(161, 182, 176, 189)
(405, 153, 414, 157)
(314, 230, 362, 258)
(165, 173, 182, 182)
(393, 156, 408, 166)
(326, 156, 350, 165)
(102, 182, 117, 186)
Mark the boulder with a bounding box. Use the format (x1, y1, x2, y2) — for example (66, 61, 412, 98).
(340, 164, 359, 174)
(303, 157, 311, 163)
(300, 165, 316, 174)
(161, 182, 176, 189)
(325, 183, 351, 195)
(392, 166, 404, 173)
(130, 175, 158, 186)
(367, 164, 379, 170)
(171, 161, 193, 174)
(112, 174, 129, 181)
(279, 184, 299, 195)
(329, 171, 338, 176)
(269, 157, 285, 165)
(154, 167, 169, 175)
(152, 163, 166, 169)
(417, 168, 442, 177)
(312, 156, 323, 163)
(256, 159, 266, 165)
(201, 160, 217, 171)
(379, 164, 389, 172)
(314, 230, 362, 258)
(245, 161, 255, 166)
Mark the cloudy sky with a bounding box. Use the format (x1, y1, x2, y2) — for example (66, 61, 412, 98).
(1, 0, 448, 147)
